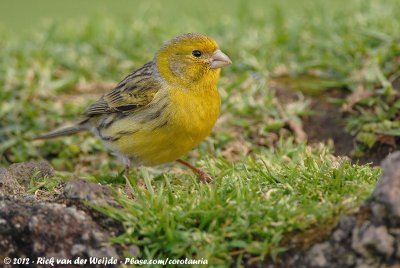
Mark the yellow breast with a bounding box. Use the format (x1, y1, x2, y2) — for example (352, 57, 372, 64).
(105, 83, 220, 166)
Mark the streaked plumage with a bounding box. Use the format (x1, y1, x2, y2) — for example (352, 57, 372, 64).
(36, 33, 232, 182)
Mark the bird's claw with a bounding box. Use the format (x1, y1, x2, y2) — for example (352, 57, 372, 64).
(199, 171, 213, 183)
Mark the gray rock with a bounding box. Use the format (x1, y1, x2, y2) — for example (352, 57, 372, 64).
(371, 203, 387, 223)
(0, 168, 24, 196)
(0, 196, 124, 268)
(0, 161, 138, 268)
(352, 225, 394, 258)
(397, 242, 400, 259)
(372, 152, 400, 220)
(8, 160, 55, 188)
(332, 216, 356, 242)
(305, 242, 330, 267)
(354, 259, 378, 268)
(63, 179, 117, 206)
(338, 216, 357, 232)
(286, 152, 400, 267)
(0, 161, 55, 196)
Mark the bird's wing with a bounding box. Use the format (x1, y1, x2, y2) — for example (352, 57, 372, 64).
(85, 62, 161, 116)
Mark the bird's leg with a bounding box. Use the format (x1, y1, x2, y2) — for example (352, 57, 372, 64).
(123, 157, 133, 198)
(176, 159, 213, 183)
(124, 162, 130, 178)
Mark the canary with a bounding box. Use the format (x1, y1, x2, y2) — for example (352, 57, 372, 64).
(36, 33, 232, 184)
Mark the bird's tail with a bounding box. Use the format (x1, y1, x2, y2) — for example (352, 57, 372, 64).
(34, 120, 89, 140)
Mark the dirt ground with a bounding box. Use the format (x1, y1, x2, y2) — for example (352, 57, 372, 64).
(273, 80, 398, 166)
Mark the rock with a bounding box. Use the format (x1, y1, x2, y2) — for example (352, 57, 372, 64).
(0, 168, 24, 196)
(352, 225, 394, 258)
(371, 203, 387, 223)
(397, 242, 400, 258)
(58, 179, 122, 237)
(372, 152, 400, 221)
(0, 195, 125, 268)
(0, 161, 138, 267)
(0, 161, 55, 196)
(8, 161, 55, 188)
(63, 179, 117, 206)
(305, 242, 330, 267)
(286, 152, 400, 267)
(333, 216, 356, 242)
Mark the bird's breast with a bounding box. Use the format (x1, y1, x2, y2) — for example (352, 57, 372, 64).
(168, 85, 220, 139)
(133, 84, 220, 165)
(101, 84, 221, 166)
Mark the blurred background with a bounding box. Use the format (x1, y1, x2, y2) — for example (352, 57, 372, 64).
(2, 0, 400, 167)
(1, 0, 400, 167)
(1, 0, 306, 34)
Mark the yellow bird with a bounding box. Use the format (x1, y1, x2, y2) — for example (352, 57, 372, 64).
(36, 33, 231, 185)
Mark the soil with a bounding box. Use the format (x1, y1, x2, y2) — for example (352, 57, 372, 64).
(303, 94, 397, 166)
(302, 93, 353, 157)
(272, 81, 397, 166)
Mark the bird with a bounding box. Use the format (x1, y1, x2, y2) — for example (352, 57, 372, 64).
(35, 33, 232, 188)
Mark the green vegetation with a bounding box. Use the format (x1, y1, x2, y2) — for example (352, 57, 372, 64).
(1, 0, 398, 265)
(99, 142, 379, 265)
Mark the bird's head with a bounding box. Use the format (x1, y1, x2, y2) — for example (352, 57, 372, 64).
(155, 33, 232, 87)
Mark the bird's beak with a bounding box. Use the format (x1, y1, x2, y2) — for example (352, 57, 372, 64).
(210, 49, 232, 69)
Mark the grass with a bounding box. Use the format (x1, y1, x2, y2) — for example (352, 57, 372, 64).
(97, 142, 379, 266)
(0, 0, 398, 266)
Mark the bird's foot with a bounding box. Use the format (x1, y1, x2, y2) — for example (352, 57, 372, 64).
(176, 159, 213, 183)
(198, 171, 213, 183)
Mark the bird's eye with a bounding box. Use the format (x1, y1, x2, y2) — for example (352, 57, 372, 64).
(192, 50, 202, 57)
